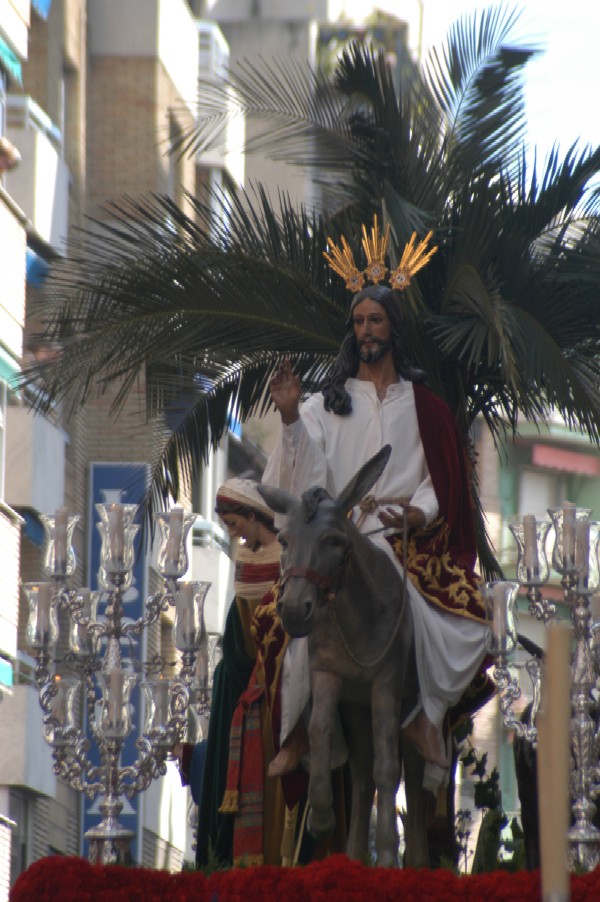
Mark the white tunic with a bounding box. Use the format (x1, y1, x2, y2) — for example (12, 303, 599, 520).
(263, 379, 489, 761)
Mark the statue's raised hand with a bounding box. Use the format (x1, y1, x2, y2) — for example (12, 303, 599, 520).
(270, 359, 301, 425)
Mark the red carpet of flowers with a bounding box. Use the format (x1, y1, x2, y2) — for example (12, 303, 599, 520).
(9, 854, 600, 901)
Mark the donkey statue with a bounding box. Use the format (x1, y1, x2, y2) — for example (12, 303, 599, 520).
(258, 445, 429, 867)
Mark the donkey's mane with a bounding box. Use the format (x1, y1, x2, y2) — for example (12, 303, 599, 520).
(301, 486, 331, 523)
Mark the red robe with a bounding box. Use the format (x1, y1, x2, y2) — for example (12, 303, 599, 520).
(383, 383, 487, 624)
(413, 383, 478, 569)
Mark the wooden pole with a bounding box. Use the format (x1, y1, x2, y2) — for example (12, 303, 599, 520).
(537, 622, 571, 901)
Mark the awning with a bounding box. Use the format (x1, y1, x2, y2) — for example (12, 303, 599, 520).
(32, 0, 52, 19)
(19, 509, 46, 548)
(26, 248, 51, 287)
(0, 36, 22, 85)
(0, 657, 13, 689)
(0, 344, 20, 389)
(531, 443, 600, 476)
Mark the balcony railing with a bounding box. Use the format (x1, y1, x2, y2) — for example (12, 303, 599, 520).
(4, 94, 69, 253)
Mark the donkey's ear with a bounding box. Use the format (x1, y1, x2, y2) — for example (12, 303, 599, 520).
(257, 483, 298, 516)
(335, 445, 392, 515)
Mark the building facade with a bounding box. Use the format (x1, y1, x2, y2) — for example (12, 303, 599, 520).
(0, 0, 246, 889)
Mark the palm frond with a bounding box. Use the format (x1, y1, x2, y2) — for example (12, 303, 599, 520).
(22, 189, 349, 417)
(424, 4, 536, 179)
(173, 54, 372, 211)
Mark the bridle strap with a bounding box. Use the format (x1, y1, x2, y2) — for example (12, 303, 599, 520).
(281, 566, 330, 588)
(280, 549, 351, 603)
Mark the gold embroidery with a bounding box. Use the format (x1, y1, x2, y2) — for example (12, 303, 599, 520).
(391, 520, 485, 623)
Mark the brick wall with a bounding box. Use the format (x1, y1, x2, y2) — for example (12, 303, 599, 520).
(10, 1, 199, 878)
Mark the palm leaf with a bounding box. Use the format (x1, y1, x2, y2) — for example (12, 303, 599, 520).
(424, 4, 536, 180)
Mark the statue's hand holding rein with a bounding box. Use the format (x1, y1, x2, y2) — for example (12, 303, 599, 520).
(379, 504, 426, 531)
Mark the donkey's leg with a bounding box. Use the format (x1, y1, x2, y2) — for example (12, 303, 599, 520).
(371, 673, 401, 867)
(340, 700, 375, 860)
(307, 668, 342, 839)
(401, 738, 430, 868)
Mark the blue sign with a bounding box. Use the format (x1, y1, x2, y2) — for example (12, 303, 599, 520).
(81, 462, 150, 862)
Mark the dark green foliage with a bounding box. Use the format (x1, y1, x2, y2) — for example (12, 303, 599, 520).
(460, 730, 527, 873)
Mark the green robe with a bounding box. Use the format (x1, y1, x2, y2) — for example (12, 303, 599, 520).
(195, 600, 254, 868)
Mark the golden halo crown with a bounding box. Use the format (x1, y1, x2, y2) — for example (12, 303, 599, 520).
(323, 215, 437, 293)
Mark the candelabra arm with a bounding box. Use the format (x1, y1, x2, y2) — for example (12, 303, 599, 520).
(51, 730, 105, 798)
(524, 657, 542, 742)
(526, 585, 556, 624)
(178, 650, 197, 690)
(54, 585, 76, 609)
(493, 655, 532, 740)
(121, 591, 170, 639)
(34, 651, 55, 701)
(566, 585, 600, 870)
(81, 671, 105, 747)
(115, 736, 168, 798)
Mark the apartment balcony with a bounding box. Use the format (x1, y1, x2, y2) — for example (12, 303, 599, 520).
(198, 20, 228, 83)
(0, 0, 30, 59)
(196, 21, 244, 188)
(89, 0, 198, 118)
(0, 502, 21, 660)
(0, 187, 26, 363)
(5, 404, 67, 515)
(0, 678, 56, 798)
(4, 95, 69, 255)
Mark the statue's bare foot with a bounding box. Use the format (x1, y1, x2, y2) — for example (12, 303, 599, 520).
(267, 719, 309, 777)
(402, 710, 448, 770)
(268, 746, 302, 777)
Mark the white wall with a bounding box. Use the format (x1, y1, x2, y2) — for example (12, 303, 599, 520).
(6, 406, 67, 514)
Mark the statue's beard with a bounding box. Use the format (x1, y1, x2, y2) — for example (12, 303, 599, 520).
(358, 337, 391, 363)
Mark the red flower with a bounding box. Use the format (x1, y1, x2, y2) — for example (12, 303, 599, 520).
(9, 853, 600, 901)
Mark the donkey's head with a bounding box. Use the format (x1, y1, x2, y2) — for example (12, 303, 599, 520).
(258, 445, 391, 637)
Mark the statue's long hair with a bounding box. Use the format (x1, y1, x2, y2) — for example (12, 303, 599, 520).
(321, 285, 425, 415)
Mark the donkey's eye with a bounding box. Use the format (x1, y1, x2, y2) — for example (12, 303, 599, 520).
(320, 533, 346, 548)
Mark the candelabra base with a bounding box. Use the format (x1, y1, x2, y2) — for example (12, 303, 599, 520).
(85, 823, 135, 866)
(567, 824, 600, 873)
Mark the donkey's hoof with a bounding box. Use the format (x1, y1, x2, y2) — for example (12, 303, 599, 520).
(307, 806, 336, 839)
(377, 849, 399, 868)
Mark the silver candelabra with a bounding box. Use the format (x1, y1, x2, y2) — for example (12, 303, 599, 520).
(484, 503, 600, 871)
(24, 502, 211, 865)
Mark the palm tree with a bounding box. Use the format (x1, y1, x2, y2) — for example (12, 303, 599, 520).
(23, 4, 600, 576)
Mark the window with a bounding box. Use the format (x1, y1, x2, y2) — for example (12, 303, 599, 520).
(9, 790, 31, 887)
